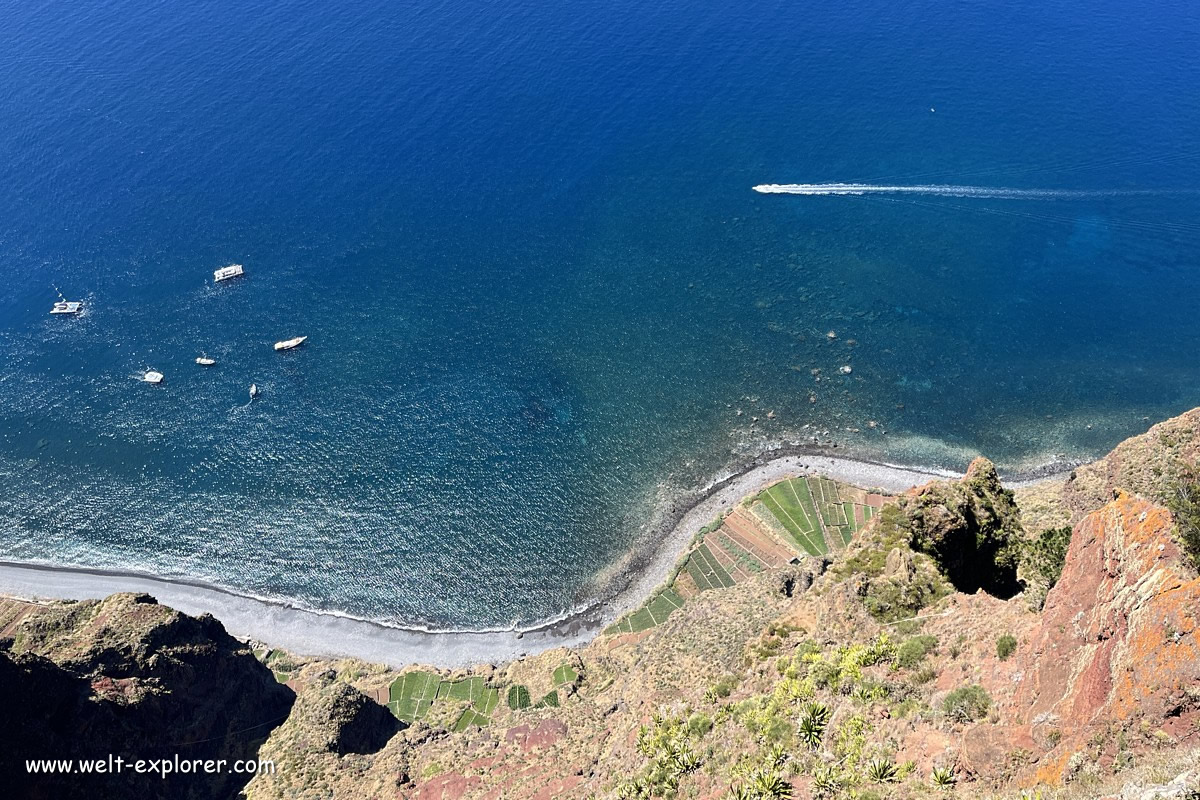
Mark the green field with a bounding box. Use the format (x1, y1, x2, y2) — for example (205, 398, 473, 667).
(389, 672, 498, 724)
(753, 477, 883, 555)
(684, 544, 735, 590)
(606, 587, 685, 635)
(389, 670, 441, 722)
(553, 664, 579, 685)
(507, 684, 532, 709)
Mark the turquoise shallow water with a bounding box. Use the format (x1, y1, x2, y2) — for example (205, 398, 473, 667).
(2, 0, 1200, 627)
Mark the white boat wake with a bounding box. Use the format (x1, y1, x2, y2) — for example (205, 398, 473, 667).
(752, 183, 1184, 199)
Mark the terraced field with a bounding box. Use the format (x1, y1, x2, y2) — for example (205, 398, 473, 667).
(604, 474, 890, 647)
(387, 662, 581, 729)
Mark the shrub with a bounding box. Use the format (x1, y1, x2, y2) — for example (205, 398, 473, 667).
(686, 712, 713, 737)
(943, 684, 991, 722)
(894, 634, 938, 669)
(996, 633, 1018, 660)
(1168, 474, 1200, 571)
(1019, 526, 1072, 609)
(912, 666, 938, 685)
(707, 674, 740, 702)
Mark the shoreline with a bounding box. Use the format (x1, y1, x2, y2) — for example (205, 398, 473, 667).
(0, 448, 1068, 669)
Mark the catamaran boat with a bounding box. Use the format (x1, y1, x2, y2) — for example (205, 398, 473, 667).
(196, 356, 216, 366)
(143, 370, 164, 384)
(50, 299, 83, 315)
(213, 264, 245, 282)
(274, 336, 307, 351)
(249, 383, 259, 399)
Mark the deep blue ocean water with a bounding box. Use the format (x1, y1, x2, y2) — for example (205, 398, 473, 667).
(2, 0, 1199, 628)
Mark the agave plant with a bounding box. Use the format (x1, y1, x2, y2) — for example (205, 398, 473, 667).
(810, 765, 841, 799)
(749, 768, 794, 799)
(866, 758, 899, 783)
(669, 743, 701, 774)
(797, 702, 831, 750)
(931, 764, 957, 788)
(766, 742, 789, 768)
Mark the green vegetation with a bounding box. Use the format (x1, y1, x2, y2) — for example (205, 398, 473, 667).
(607, 587, 685, 635)
(705, 674, 739, 702)
(942, 684, 991, 722)
(1167, 472, 1200, 571)
(538, 690, 560, 708)
(451, 708, 489, 732)
(797, 702, 830, 749)
(759, 479, 826, 554)
(996, 633, 1018, 661)
(618, 714, 704, 798)
(866, 758, 899, 783)
(607, 475, 882, 641)
(1019, 525, 1072, 610)
(553, 663, 579, 685)
(506, 684, 531, 710)
(833, 504, 954, 622)
(931, 765, 956, 788)
(388, 670, 441, 722)
(388, 671, 498, 725)
(686, 544, 736, 590)
(726, 768, 793, 799)
(894, 634, 938, 669)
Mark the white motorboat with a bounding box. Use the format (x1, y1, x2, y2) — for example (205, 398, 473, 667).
(144, 371, 164, 384)
(274, 336, 307, 351)
(249, 383, 259, 399)
(50, 300, 83, 315)
(196, 356, 216, 366)
(213, 264, 245, 282)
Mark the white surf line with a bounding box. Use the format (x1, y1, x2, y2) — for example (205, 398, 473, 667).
(752, 183, 1190, 199)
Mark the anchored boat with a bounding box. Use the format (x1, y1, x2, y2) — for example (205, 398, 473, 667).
(196, 356, 216, 366)
(213, 264, 245, 282)
(274, 336, 307, 351)
(50, 300, 83, 315)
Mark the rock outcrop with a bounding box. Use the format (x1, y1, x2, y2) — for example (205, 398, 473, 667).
(903, 457, 1024, 597)
(0, 593, 294, 800)
(1013, 492, 1200, 783)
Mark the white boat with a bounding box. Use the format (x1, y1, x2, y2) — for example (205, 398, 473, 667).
(249, 383, 259, 399)
(213, 264, 245, 282)
(143, 371, 164, 384)
(274, 336, 307, 351)
(50, 300, 83, 315)
(196, 356, 216, 366)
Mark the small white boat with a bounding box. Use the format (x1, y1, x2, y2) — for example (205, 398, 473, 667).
(50, 300, 83, 315)
(273, 336, 307, 351)
(143, 371, 164, 384)
(213, 264, 245, 283)
(249, 383, 259, 399)
(196, 356, 216, 366)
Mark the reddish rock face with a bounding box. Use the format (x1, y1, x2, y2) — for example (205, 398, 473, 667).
(1012, 492, 1200, 784)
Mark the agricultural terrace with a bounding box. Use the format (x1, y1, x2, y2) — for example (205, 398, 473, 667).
(385, 662, 581, 731)
(605, 475, 889, 648)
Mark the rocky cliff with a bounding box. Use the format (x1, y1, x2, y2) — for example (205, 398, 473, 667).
(0, 592, 294, 800)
